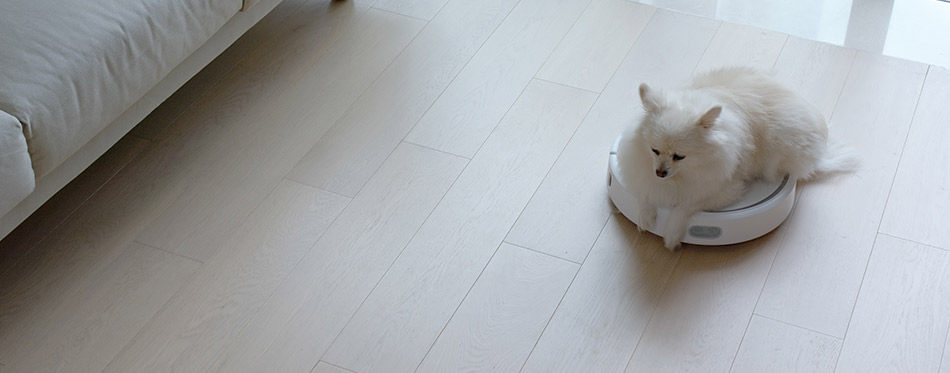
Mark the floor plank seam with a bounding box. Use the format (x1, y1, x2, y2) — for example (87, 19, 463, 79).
(131, 240, 205, 265)
(551, 3, 658, 98)
(832, 235, 879, 349)
(826, 51, 858, 131)
(768, 36, 790, 72)
(501, 240, 583, 265)
(394, 0, 524, 157)
(622, 247, 683, 371)
(368, 6, 434, 22)
(750, 313, 843, 341)
(317, 359, 357, 373)
(399, 140, 472, 160)
(687, 20, 724, 78)
(317, 156, 472, 366)
(517, 231, 591, 373)
(289, 1, 430, 194)
(102, 263, 201, 371)
(874, 64, 932, 243)
(460, 79, 532, 159)
(411, 241, 508, 372)
(529, 0, 596, 89)
(531, 77, 602, 95)
(498, 77, 599, 253)
(877, 232, 950, 253)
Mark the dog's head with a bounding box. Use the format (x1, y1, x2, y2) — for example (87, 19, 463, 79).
(635, 83, 722, 180)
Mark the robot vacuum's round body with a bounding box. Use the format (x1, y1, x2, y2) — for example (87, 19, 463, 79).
(608, 134, 796, 246)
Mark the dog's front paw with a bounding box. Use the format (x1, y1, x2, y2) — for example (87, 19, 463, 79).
(663, 234, 682, 251)
(636, 207, 657, 232)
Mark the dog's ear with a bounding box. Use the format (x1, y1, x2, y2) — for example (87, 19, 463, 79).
(698, 105, 722, 129)
(639, 83, 663, 113)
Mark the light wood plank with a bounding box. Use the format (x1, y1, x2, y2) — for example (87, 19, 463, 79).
(104, 181, 348, 372)
(213, 143, 466, 373)
(128, 0, 327, 140)
(880, 65, 950, 250)
(403, 0, 595, 159)
(286, 0, 523, 196)
(836, 234, 950, 372)
(134, 8, 422, 261)
(625, 228, 785, 371)
(0, 135, 149, 274)
(536, 0, 656, 92)
(416, 244, 578, 372)
(732, 316, 842, 373)
(311, 361, 354, 373)
(506, 9, 719, 263)
(694, 22, 788, 73)
(0, 7, 383, 359)
(521, 215, 679, 372)
(770, 36, 857, 119)
(3, 243, 198, 372)
(755, 52, 928, 337)
(322, 80, 598, 373)
(372, 0, 449, 20)
(943, 331, 950, 373)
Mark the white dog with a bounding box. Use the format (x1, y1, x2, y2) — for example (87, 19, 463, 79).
(620, 67, 856, 250)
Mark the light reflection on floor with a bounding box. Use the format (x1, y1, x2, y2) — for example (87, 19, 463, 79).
(633, 0, 950, 68)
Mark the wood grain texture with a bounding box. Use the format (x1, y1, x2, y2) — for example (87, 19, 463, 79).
(416, 244, 578, 372)
(770, 36, 857, 119)
(403, 0, 594, 159)
(128, 0, 336, 140)
(505, 9, 720, 263)
(0, 4, 375, 292)
(372, 0, 449, 20)
(322, 80, 597, 373)
(286, 0, 522, 196)
(625, 229, 786, 372)
(104, 181, 348, 372)
(0, 243, 198, 372)
(0, 135, 149, 275)
(0, 141, 206, 368)
(836, 234, 950, 372)
(694, 22, 788, 73)
(880, 65, 950, 250)
(943, 332, 950, 373)
(522, 215, 679, 372)
(755, 52, 928, 337)
(536, 0, 656, 92)
(134, 8, 421, 261)
(213, 143, 466, 373)
(732, 316, 842, 373)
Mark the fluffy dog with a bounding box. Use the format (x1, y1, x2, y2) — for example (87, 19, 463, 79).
(619, 67, 856, 250)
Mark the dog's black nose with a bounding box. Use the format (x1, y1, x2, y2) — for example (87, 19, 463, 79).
(656, 169, 667, 178)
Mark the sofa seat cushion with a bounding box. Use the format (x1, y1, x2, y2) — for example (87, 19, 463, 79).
(0, 0, 240, 178)
(0, 110, 34, 217)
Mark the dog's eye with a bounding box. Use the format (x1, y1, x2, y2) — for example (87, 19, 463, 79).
(672, 154, 685, 161)
(651, 148, 660, 155)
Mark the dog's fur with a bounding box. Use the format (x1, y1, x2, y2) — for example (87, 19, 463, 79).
(620, 67, 857, 250)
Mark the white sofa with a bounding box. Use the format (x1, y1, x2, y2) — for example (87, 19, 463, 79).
(0, 0, 284, 238)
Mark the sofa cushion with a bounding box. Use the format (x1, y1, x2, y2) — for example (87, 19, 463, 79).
(0, 0, 240, 178)
(0, 110, 34, 217)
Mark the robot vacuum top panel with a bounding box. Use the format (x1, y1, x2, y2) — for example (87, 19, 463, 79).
(608, 133, 796, 246)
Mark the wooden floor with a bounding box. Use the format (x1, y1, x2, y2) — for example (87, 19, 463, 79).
(2, 0, 949, 371)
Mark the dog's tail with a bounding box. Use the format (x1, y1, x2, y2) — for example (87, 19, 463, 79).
(812, 136, 859, 179)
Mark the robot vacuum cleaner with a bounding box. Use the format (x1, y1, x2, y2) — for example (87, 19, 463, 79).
(608, 133, 796, 246)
